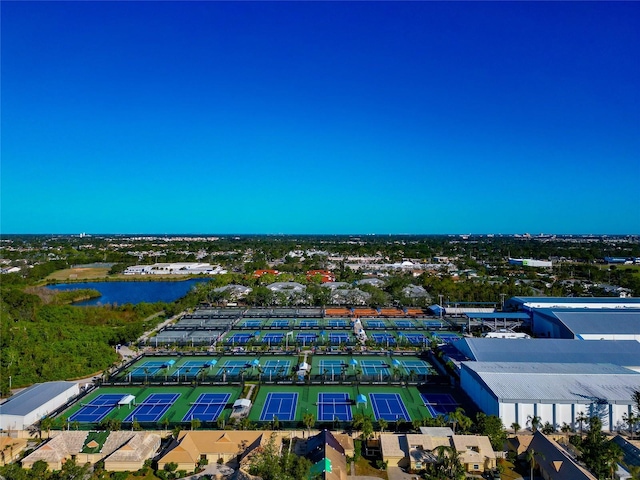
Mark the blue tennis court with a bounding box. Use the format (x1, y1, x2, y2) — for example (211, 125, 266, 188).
(262, 360, 291, 375)
(270, 320, 290, 328)
(360, 360, 390, 375)
(401, 333, 428, 345)
(365, 320, 386, 328)
(370, 393, 411, 421)
(259, 392, 298, 421)
(424, 320, 445, 329)
(421, 393, 459, 417)
(182, 393, 230, 422)
(317, 393, 353, 421)
(328, 333, 350, 344)
(318, 360, 347, 374)
(217, 360, 248, 376)
(394, 320, 415, 328)
(296, 333, 317, 344)
(241, 320, 263, 328)
(69, 394, 124, 423)
(125, 393, 179, 423)
(371, 333, 396, 345)
(327, 319, 348, 327)
(130, 361, 166, 377)
(262, 333, 283, 344)
(401, 360, 432, 375)
(225, 333, 252, 345)
(432, 333, 461, 344)
(171, 360, 207, 379)
(299, 319, 318, 327)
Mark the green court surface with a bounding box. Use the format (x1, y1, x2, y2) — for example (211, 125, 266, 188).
(248, 385, 430, 424)
(61, 385, 242, 426)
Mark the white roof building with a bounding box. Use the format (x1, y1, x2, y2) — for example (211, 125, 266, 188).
(0, 381, 80, 431)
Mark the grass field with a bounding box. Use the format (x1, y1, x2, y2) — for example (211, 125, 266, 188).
(47, 267, 111, 281)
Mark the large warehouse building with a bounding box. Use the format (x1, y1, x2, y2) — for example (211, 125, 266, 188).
(460, 362, 640, 432)
(505, 296, 640, 311)
(452, 338, 640, 372)
(0, 381, 80, 431)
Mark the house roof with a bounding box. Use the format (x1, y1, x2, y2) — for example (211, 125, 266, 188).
(461, 362, 640, 403)
(451, 435, 496, 463)
(0, 381, 78, 416)
(528, 431, 597, 480)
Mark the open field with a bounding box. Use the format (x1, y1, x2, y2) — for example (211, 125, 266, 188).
(46, 267, 111, 281)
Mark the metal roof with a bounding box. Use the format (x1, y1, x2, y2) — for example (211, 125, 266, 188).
(465, 312, 530, 320)
(0, 381, 77, 416)
(456, 338, 640, 366)
(461, 362, 640, 403)
(510, 296, 640, 305)
(537, 309, 640, 335)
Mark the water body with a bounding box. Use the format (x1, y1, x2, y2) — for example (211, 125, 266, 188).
(47, 279, 210, 306)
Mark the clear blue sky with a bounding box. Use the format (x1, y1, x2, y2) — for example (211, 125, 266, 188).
(2, 1, 639, 234)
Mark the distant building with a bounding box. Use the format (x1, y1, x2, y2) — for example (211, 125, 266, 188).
(124, 262, 226, 275)
(509, 258, 553, 268)
(253, 269, 279, 278)
(306, 270, 336, 283)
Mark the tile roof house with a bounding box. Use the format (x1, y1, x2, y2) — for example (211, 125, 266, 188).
(157, 430, 271, 472)
(526, 431, 597, 480)
(305, 430, 348, 480)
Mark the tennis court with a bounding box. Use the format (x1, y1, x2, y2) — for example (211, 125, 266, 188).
(393, 320, 415, 328)
(432, 332, 461, 344)
(317, 392, 352, 421)
(217, 360, 249, 376)
(261, 333, 284, 344)
(182, 393, 230, 422)
(401, 333, 428, 345)
(224, 333, 252, 345)
(171, 360, 209, 379)
(259, 392, 298, 421)
(365, 320, 386, 328)
(68, 394, 124, 423)
(421, 393, 459, 417)
(328, 332, 351, 344)
(125, 393, 180, 422)
(370, 393, 411, 421)
(370, 333, 396, 345)
(360, 360, 390, 376)
(240, 320, 263, 328)
(318, 359, 347, 374)
(327, 319, 348, 328)
(296, 333, 317, 344)
(270, 320, 291, 328)
(401, 360, 432, 375)
(130, 361, 167, 377)
(424, 320, 446, 329)
(262, 360, 291, 375)
(298, 319, 318, 328)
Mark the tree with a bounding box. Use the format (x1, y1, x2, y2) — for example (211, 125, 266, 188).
(475, 413, 507, 450)
(378, 418, 388, 434)
(525, 448, 545, 479)
(527, 414, 542, 433)
(511, 422, 521, 433)
(40, 417, 54, 438)
(302, 413, 315, 437)
(623, 412, 638, 440)
(190, 417, 201, 430)
(576, 411, 589, 437)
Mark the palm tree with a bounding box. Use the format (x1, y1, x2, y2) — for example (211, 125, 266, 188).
(448, 407, 467, 434)
(303, 413, 315, 437)
(190, 417, 201, 430)
(576, 412, 589, 437)
(378, 418, 388, 434)
(527, 415, 542, 433)
(525, 448, 545, 479)
(511, 422, 521, 433)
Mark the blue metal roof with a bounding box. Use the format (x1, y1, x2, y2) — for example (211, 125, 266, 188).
(538, 308, 640, 335)
(0, 381, 77, 416)
(455, 338, 640, 366)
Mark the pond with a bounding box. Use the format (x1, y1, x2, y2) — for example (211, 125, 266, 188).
(46, 279, 210, 305)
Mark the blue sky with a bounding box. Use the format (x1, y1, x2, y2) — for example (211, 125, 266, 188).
(2, 2, 638, 234)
